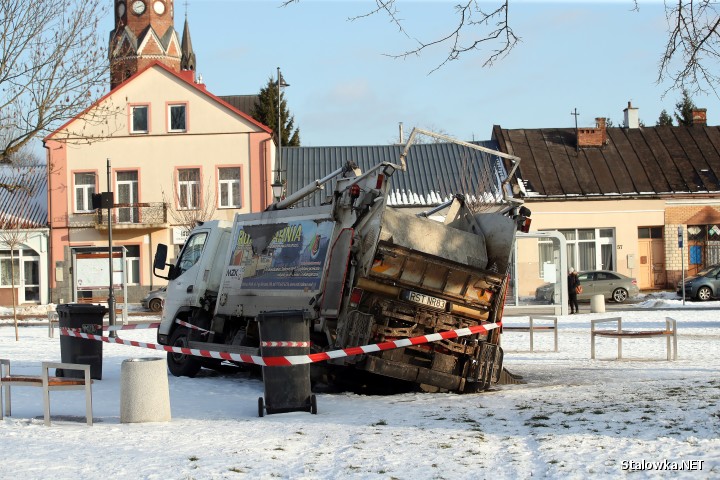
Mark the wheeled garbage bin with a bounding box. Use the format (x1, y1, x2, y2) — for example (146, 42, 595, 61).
(57, 303, 107, 380)
(257, 310, 317, 416)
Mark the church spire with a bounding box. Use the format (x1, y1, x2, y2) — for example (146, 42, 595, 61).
(181, 14, 196, 71)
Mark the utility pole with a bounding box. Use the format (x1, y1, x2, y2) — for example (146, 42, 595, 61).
(106, 159, 116, 337)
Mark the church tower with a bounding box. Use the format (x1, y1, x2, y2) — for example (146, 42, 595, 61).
(109, 1, 195, 89)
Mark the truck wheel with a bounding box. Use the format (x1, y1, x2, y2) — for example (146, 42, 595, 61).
(167, 327, 201, 377)
(148, 298, 163, 312)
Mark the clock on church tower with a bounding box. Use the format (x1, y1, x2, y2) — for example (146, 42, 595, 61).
(109, 0, 184, 89)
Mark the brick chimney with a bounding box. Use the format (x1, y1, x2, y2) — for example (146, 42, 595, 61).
(692, 108, 707, 126)
(577, 117, 608, 148)
(623, 101, 639, 128)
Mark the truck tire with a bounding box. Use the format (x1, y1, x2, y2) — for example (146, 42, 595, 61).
(167, 327, 201, 377)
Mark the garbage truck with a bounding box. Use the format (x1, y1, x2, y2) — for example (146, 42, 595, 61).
(152, 128, 529, 393)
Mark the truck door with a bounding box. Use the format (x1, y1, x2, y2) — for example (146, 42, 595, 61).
(164, 231, 209, 318)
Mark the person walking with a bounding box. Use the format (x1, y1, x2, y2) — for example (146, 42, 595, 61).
(567, 268, 581, 314)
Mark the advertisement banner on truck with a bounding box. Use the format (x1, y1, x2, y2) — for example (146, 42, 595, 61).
(223, 219, 334, 292)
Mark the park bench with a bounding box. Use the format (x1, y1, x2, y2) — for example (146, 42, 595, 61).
(0, 359, 93, 426)
(590, 317, 677, 361)
(503, 316, 558, 352)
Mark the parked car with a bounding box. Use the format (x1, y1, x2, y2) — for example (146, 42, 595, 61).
(677, 264, 720, 301)
(141, 287, 166, 312)
(534, 270, 639, 303)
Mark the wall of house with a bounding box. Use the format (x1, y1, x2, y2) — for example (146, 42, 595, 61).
(45, 66, 274, 303)
(515, 198, 665, 297)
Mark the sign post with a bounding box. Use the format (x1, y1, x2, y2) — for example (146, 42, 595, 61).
(678, 226, 685, 305)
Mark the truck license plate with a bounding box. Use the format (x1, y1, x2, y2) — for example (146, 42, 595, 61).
(401, 290, 447, 310)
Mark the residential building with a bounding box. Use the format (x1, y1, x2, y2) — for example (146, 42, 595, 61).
(43, 5, 274, 304)
(492, 103, 720, 298)
(0, 165, 49, 305)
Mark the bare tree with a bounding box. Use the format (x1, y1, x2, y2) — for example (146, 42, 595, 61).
(162, 174, 218, 239)
(0, 0, 111, 163)
(283, 1, 516, 73)
(0, 154, 44, 340)
(284, 1, 720, 95)
(658, 0, 720, 95)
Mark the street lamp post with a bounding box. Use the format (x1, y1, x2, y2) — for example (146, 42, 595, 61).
(275, 67, 289, 201)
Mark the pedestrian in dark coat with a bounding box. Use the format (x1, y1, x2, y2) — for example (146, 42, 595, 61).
(568, 268, 581, 314)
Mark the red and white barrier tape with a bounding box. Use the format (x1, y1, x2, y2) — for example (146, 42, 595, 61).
(260, 341, 311, 348)
(175, 319, 212, 334)
(60, 322, 500, 367)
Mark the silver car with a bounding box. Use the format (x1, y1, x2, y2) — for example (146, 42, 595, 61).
(535, 270, 639, 303)
(141, 287, 166, 312)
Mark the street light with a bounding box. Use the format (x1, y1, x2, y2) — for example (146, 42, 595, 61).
(275, 66, 289, 200)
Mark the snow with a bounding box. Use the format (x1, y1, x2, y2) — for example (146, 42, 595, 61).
(1, 299, 719, 479)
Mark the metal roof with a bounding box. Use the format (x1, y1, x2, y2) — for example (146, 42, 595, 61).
(282, 142, 507, 208)
(0, 164, 48, 229)
(493, 125, 720, 198)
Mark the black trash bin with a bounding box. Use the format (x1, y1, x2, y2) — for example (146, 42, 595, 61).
(257, 310, 316, 416)
(57, 303, 107, 380)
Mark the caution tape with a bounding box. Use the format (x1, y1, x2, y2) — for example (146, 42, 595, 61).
(175, 319, 211, 334)
(60, 322, 500, 367)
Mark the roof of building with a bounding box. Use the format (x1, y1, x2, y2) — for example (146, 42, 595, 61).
(218, 95, 258, 118)
(0, 164, 48, 229)
(493, 124, 720, 198)
(283, 142, 508, 208)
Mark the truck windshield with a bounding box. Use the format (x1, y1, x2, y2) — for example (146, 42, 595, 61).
(176, 232, 208, 276)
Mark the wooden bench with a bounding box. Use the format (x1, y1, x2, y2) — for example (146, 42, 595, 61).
(591, 317, 677, 361)
(503, 316, 558, 352)
(0, 359, 93, 426)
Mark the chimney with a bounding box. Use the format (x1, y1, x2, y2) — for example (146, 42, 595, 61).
(577, 117, 608, 148)
(692, 108, 707, 126)
(623, 101, 639, 128)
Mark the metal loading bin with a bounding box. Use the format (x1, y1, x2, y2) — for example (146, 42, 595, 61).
(57, 303, 108, 380)
(257, 310, 317, 416)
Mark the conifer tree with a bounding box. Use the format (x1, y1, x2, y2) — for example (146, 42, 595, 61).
(252, 76, 300, 147)
(657, 109, 674, 126)
(673, 89, 697, 126)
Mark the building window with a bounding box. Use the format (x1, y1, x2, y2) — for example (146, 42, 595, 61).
(218, 167, 241, 208)
(0, 252, 19, 286)
(131, 105, 149, 133)
(177, 168, 200, 210)
(168, 104, 187, 132)
(538, 228, 615, 274)
(638, 227, 663, 239)
(124, 245, 140, 285)
(687, 224, 720, 266)
(74, 172, 96, 212)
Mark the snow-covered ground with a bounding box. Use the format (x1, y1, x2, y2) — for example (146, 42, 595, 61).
(1, 297, 719, 479)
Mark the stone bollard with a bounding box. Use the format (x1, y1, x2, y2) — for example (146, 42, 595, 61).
(590, 294, 606, 313)
(120, 357, 171, 423)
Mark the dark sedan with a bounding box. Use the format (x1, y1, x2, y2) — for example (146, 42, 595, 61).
(677, 264, 720, 301)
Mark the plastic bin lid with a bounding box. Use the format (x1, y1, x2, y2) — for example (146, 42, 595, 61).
(57, 303, 109, 313)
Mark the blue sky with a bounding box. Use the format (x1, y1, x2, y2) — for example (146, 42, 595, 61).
(104, 1, 717, 146)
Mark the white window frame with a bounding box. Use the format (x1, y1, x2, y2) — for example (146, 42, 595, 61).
(539, 228, 615, 273)
(123, 245, 140, 285)
(218, 167, 241, 208)
(168, 103, 187, 132)
(74, 172, 96, 213)
(177, 168, 200, 210)
(130, 105, 149, 133)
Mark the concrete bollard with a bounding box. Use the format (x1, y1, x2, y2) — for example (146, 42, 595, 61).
(120, 357, 171, 423)
(590, 294, 606, 313)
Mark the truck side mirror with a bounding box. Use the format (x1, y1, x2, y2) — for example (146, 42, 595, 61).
(153, 244, 171, 280)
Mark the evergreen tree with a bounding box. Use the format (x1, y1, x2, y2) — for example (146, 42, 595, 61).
(673, 89, 697, 126)
(656, 109, 674, 126)
(252, 76, 301, 147)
